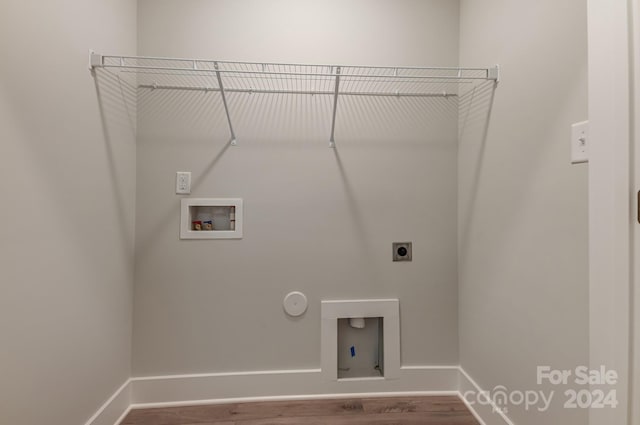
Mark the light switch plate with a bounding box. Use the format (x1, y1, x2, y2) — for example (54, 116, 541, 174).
(571, 121, 589, 164)
(176, 172, 191, 194)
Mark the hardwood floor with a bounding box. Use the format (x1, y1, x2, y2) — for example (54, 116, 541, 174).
(120, 396, 480, 425)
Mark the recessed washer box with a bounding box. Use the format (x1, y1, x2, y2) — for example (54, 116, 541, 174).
(180, 198, 243, 239)
(321, 299, 400, 382)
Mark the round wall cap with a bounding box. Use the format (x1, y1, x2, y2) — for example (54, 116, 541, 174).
(283, 291, 308, 317)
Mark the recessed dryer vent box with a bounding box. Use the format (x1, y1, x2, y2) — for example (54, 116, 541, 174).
(180, 198, 243, 239)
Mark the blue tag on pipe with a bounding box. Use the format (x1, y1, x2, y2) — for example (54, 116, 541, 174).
(350, 346, 356, 357)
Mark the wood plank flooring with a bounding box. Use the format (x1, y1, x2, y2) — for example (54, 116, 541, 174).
(120, 396, 480, 425)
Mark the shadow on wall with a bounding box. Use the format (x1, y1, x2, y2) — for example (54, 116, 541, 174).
(134, 141, 232, 262)
(337, 94, 458, 145)
(93, 68, 137, 262)
(331, 147, 379, 279)
(458, 80, 498, 257)
(136, 86, 459, 146)
(138, 86, 229, 144)
(133, 86, 459, 267)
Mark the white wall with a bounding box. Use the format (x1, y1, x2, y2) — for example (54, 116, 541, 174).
(633, 1, 640, 422)
(0, 1, 592, 421)
(458, 1, 589, 424)
(588, 1, 633, 424)
(133, 0, 461, 376)
(0, 1, 137, 424)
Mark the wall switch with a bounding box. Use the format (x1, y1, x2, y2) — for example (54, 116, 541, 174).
(176, 172, 191, 194)
(571, 121, 589, 164)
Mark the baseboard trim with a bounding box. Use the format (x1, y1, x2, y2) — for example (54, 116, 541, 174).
(130, 366, 459, 406)
(111, 406, 132, 425)
(130, 390, 461, 410)
(459, 390, 488, 425)
(84, 366, 514, 425)
(84, 379, 131, 425)
(458, 367, 514, 425)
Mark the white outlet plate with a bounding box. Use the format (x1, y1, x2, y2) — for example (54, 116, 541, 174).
(176, 172, 191, 194)
(571, 121, 589, 164)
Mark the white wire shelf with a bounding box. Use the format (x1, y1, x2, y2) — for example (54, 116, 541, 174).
(90, 52, 499, 147)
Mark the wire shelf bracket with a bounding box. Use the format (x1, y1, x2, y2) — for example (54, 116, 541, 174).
(214, 61, 237, 146)
(329, 66, 341, 148)
(89, 51, 500, 147)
